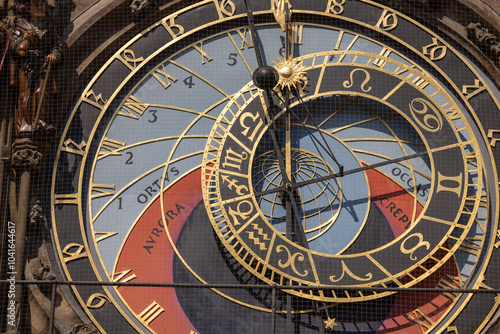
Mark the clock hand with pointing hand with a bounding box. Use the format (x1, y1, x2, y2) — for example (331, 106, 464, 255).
(245, 0, 309, 248)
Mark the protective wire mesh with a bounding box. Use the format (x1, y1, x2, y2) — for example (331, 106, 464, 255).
(1, 0, 500, 333)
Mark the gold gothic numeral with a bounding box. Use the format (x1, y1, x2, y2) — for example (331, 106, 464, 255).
(97, 138, 126, 160)
(62, 243, 88, 263)
(86, 293, 111, 309)
(447, 326, 459, 334)
(193, 42, 213, 64)
(90, 184, 116, 200)
(487, 129, 500, 147)
(118, 95, 149, 119)
(82, 89, 107, 110)
(139, 301, 165, 325)
(422, 37, 447, 61)
(111, 269, 138, 283)
(214, 0, 236, 19)
(436, 172, 463, 196)
(375, 9, 398, 31)
(54, 193, 79, 205)
(462, 79, 486, 100)
(495, 229, 500, 249)
(116, 49, 144, 70)
(61, 139, 87, 155)
(161, 15, 184, 39)
(152, 65, 178, 89)
(326, 0, 346, 15)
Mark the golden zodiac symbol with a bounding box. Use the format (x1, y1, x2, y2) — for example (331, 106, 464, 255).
(276, 245, 308, 277)
(247, 223, 270, 250)
(343, 68, 372, 92)
(240, 111, 264, 141)
(409, 98, 443, 132)
(329, 260, 372, 283)
(400, 233, 430, 261)
(227, 200, 254, 225)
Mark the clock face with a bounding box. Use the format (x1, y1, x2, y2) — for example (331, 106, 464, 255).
(50, 0, 500, 333)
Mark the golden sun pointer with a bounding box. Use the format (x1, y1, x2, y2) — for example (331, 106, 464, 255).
(324, 317, 338, 329)
(272, 58, 307, 94)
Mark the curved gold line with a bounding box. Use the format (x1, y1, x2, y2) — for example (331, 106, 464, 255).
(169, 60, 229, 98)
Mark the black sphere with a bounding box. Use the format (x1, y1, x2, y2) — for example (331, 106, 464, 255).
(253, 66, 279, 90)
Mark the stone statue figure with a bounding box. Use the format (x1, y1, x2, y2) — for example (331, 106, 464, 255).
(10, 0, 61, 136)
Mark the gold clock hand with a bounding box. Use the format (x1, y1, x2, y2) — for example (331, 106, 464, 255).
(243, 0, 265, 68)
(254, 150, 429, 198)
(273, 90, 344, 175)
(293, 150, 429, 190)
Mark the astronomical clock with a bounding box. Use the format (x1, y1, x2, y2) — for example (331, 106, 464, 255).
(49, 0, 500, 332)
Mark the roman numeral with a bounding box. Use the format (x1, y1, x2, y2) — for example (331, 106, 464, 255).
(373, 47, 391, 67)
(118, 95, 149, 119)
(458, 237, 483, 256)
(406, 307, 435, 331)
(193, 42, 213, 64)
(95, 231, 118, 243)
(435, 274, 464, 300)
(111, 269, 137, 283)
(138, 301, 165, 325)
(97, 138, 126, 160)
(235, 27, 253, 49)
(90, 184, 115, 200)
(152, 65, 178, 89)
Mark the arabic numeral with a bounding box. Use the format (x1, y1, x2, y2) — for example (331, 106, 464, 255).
(125, 152, 133, 164)
(227, 52, 238, 66)
(148, 109, 158, 123)
(184, 76, 195, 88)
